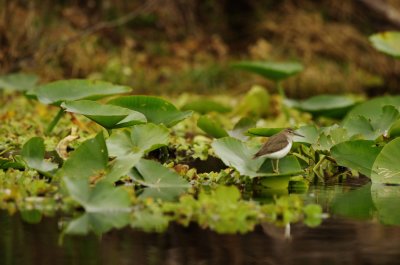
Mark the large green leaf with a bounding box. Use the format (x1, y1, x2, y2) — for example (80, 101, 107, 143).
(197, 115, 228, 138)
(61, 100, 146, 129)
(372, 137, 400, 184)
(29, 79, 131, 105)
(247, 127, 284, 137)
(313, 125, 348, 151)
(211, 137, 265, 178)
(108, 96, 192, 127)
(105, 124, 170, 182)
(0, 73, 38, 91)
(257, 155, 303, 177)
(21, 137, 58, 175)
(343, 96, 400, 125)
(181, 99, 231, 114)
(131, 159, 190, 200)
(59, 132, 108, 179)
(233, 85, 270, 117)
(331, 140, 382, 177)
(286, 95, 357, 118)
(369, 31, 400, 59)
(231, 61, 303, 81)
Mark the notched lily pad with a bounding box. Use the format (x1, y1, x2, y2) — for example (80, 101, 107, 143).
(231, 61, 303, 81)
(61, 100, 146, 129)
(108, 95, 192, 127)
(29, 79, 131, 105)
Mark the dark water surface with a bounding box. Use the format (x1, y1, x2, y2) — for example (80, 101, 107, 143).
(2, 184, 400, 265)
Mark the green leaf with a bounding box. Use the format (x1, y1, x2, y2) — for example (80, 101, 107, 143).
(131, 159, 190, 201)
(372, 105, 400, 136)
(21, 137, 58, 175)
(293, 125, 319, 145)
(286, 95, 357, 118)
(108, 95, 192, 127)
(64, 178, 131, 213)
(247, 127, 284, 137)
(181, 99, 231, 114)
(60, 133, 108, 179)
(29, 79, 131, 105)
(233, 85, 270, 117)
(313, 125, 348, 151)
(197, 115, 228, 138)
(343, 115, 376, 140)
(107, 124, 169, 157)
(211, 137, 265, 178)
(343, 96, 400, 125)
(331, 140, 382, 176)
(369, 31, 400, 59)
(257, 155, 303, 177)
(0, 73, 38, 91)
(65, 212, 130, 235)
(231, 61, 303, 81)
(61, 100, 146, 129)
(105, 153, 142, 183)
(372, 137, 400, 184)
(20, 210, 43, 224)
(303, 204, 323, 227)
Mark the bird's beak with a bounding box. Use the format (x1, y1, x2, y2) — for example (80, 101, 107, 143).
(294, 131, 304, 137)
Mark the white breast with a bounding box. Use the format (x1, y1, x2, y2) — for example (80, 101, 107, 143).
(260, 141, 292, 159)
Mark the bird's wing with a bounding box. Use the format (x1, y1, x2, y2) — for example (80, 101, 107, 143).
(254, 135, 289, 157)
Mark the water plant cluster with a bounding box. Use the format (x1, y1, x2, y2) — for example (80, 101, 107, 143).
(0, 31, 399, 235)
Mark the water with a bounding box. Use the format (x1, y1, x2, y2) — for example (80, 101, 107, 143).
(2, 183, 400, 265)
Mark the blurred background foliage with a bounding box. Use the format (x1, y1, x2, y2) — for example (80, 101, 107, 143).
(1, 0, 400, 97)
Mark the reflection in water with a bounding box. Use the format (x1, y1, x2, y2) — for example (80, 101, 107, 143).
(2, 210, 400, 265)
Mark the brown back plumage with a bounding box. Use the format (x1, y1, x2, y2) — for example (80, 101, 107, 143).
(253, 131, 290, 158)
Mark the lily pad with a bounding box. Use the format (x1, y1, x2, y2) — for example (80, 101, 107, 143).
(59, 132, 108, 180)
(197, 115, 229, 138)
(233, 85, 270, 117)
(181, 99, 231, 114)
(211, 137, 265, 178)
(108, 96, 193, 127)
(131, 159, 190, 201)
(369, 31, 400, 59)
(21, 137, 58, 176)
(29, 79, 131, 105)
(257, 155, 303, 177)
(331, 140, 382, 177)
(0, 73, 38, 91)
(286, 95, 357, 118)
(247, 127, 284, 137)
(231, 61, 303, 81)
(372, 137, 400, 184)
(343, 96, 400, 125)
(61, 100, 146, 129)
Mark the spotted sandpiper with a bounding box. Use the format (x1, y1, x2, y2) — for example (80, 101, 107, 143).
(253, 128, 303, 173)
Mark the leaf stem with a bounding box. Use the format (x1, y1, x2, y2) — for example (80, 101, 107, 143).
(46, 108, 65, 134)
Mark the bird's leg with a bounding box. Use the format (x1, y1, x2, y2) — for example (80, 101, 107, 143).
(271, 159, 279, 173)
(276, 159, 280, 173)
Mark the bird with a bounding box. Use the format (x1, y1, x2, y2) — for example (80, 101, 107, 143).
(253, 128, 303, 173)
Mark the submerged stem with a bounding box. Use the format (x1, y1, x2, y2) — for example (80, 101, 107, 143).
(46, 108, 65, 134)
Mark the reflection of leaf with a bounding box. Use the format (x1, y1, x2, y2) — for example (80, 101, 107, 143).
(371, 184, 400, 225)
(65, 212, 130, 235)
(60, 133, 108, 179)
(61, 100, 146, 129)
(197, 115, 228, 138)
(369, 31, 400, 59)
(331, 183, 374, 219)
(0, 73, 38, 91)
(21, 137, 58, 175)
(29, 79, 131, 105)
(64, 178, 131, 213)
(232, 61, 303, 81)
(372, 137, 400, 184)
(331, 140, 382, 176)
(131, 159, 190, 200)
(108, 96, 192, 127)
